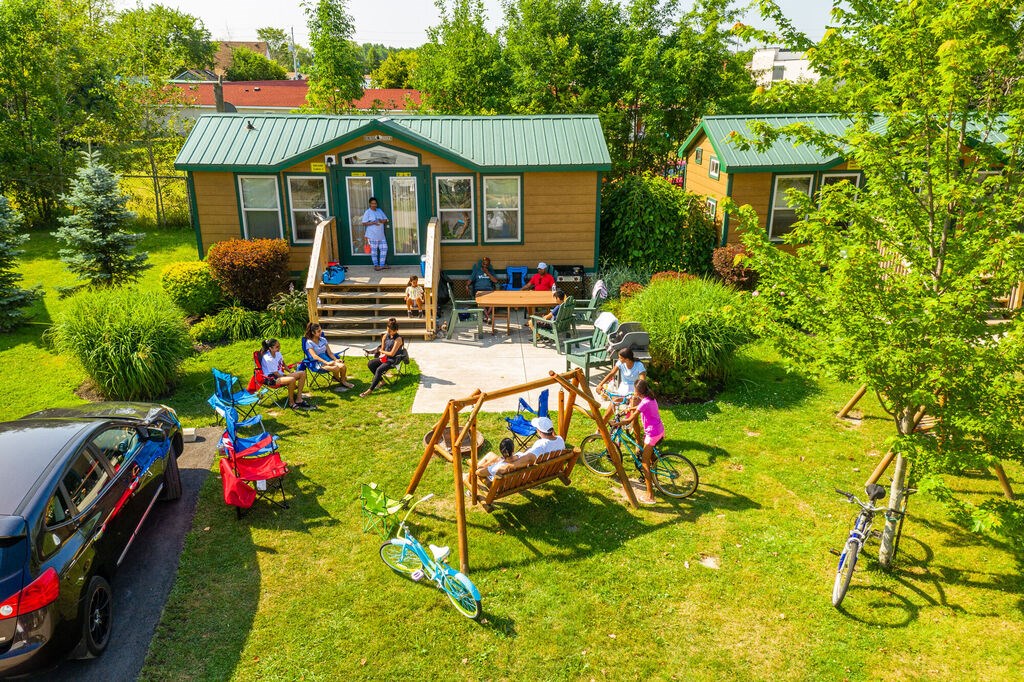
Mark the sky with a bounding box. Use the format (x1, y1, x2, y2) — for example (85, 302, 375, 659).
(110, 0, 832, 48)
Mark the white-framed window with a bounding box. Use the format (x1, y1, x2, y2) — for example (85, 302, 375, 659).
(483, 176, 521, 243)
(341, 145, 418, 167)
(287, 176, 328, 244)
(769, 174, 814, 240)
(694, 148, 703, 165)
(709, 156, 720, 179)
(436, 176, 475, 243)
(706, 197, 718, 220)
(238, 175, 282, 239)
(819, 172, 861, 192)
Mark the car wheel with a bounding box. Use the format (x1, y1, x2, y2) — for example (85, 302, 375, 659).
(172, 432, 184, 458)
(161, 446, 183, 501)
(82, 575, 113, 657)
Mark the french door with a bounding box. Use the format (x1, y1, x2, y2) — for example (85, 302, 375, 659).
(334, 169, 429, 266)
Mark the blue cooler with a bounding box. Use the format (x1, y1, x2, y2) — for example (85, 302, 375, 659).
(420, 255, 427, 278)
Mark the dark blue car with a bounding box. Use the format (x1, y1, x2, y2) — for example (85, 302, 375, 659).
(0, 403, 182, 677)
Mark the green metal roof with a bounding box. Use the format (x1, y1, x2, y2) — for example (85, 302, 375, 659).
(175, 114, 612, 172)
(679, 114, 852, 173)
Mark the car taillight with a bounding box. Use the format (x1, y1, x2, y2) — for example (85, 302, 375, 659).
(0, 567, 59, 620)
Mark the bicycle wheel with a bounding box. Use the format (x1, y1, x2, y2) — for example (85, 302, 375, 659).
(442, 572, 481, 620)
(651, 453, 699, 498)
(832, 539, 860, 607)
(579, 433, 617, 477)
(379, 541, 423, 577)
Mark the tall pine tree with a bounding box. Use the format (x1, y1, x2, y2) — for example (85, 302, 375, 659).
(54, 154, 150, 288)
(0, 197, 39, 331)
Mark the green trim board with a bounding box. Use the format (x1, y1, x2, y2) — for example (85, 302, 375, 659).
(594, 172, 603, 271)
(175, 114, 613, 173)
(721, 173, 733, 246)
(186, 172, 203, 258)
(481, 173, 525, 245)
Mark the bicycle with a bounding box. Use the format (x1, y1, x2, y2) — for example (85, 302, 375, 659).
(831, 483, 898, 606)
(578, 407, 698, 499)
(379, 493, 482, 620)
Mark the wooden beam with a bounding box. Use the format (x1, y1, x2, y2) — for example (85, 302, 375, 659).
(450, 371, 582, 408)
(407, 406, 450, 495)
(838, 385, 868, 419)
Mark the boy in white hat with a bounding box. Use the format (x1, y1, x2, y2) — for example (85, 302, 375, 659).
(521, 262, 555, 291)
(523, 416, 565, 458)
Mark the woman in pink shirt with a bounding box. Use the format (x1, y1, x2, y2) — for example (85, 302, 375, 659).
(615, 379, 664, 503)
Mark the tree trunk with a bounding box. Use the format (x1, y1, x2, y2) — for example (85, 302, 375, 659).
(878, 452, 907, 569)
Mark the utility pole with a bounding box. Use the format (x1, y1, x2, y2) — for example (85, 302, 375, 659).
(291, 27, 299, 79)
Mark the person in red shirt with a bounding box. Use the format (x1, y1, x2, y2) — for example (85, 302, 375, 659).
(522, 262, 555, 291)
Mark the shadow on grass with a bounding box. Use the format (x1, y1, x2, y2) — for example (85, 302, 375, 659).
(717, 355, 821, 411)
(236, 464, 335, 533)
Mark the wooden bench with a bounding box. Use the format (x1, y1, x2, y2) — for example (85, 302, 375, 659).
(474, 447, 580, 512)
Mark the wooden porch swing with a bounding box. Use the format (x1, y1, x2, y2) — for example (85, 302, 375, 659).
(405, 368, 639, 574)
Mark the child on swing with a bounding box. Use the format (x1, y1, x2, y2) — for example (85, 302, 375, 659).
(612, 379, 664, 504)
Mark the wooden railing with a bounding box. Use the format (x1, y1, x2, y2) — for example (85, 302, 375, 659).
(305, 217, 338, 325)
(423, 217, 441, 337)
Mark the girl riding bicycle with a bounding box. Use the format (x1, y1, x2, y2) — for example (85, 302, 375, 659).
(612, 379, 663, 504)
(595, 348, 647, 421)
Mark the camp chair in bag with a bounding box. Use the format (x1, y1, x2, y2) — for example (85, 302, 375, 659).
(301, 337, 350, 391)
(217, 405, 288, 518)
(251, 349, 290, 407)
(504, 389, 550, 451)
(360, 482, 412, 538)
(212, 367, 263, 421)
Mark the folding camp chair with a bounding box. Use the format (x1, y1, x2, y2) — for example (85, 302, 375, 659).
(217, 402, 288, 518)
(360, 482, 412, 538)
(504, 266, 528, 291)
(504, 389, 550, 451)
(362, 345, 410, 389)
(251, 349, 290, 407)
(301, 337, 349, 391)
(212, 367, 263, 421)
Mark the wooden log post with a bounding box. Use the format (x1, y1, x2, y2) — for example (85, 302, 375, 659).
(407, 407, 450, 495)
(838, 385, 868, 419)
(449, 407, 470, 574)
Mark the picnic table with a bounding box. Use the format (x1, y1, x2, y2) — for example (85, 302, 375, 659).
(475, 290, 557, 335)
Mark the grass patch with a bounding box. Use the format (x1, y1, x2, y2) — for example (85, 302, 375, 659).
(6, 227, 1023, 680)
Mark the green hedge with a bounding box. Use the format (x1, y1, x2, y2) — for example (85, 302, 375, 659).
(51, 288, 192, 400)
(623, 277, 752, 401)
(161, 261, 224, 316)
(600, 174, 717, 274)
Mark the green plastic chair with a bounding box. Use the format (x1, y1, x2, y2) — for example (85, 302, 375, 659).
(531, 296, 577, 352)
(361, 483, 411, 538)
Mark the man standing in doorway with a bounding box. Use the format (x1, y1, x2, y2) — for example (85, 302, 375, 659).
(362, 197, 390, 271)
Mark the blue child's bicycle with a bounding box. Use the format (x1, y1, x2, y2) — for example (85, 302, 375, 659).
(379, 494, 482, 620)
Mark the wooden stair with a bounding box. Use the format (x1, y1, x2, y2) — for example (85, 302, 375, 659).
(316, 277, 429, 341)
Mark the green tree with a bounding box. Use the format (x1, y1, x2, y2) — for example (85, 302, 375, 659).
(257, 26, 292, 67)
(303, 0, 365, 113)
(54, 154, 150, 288)
(107, 4, 216, 78)
(0, 197, 40, 331)
(737, 0, 1024, 554)
(226, 46, 288, 80)
(370, 49, 418, 89)
(0, 0, 111, 226)
(415, 0, 511, 114)
(359, 43, 396, 72)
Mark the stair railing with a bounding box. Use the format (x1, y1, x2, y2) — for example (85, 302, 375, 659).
(423, 217, 441, 337)
(305, 217, 338, 325)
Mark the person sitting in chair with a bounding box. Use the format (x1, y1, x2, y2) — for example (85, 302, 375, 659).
(260, 338, 311, 409)
(469, 438, 526, 488)
(470, 257, 500, 322)
(527, 288, 566, 330)
(521, 262, 555, 291)
(360, 317, 405, 398)
(302, 323, 354, 391)
(524, 416, 565, 457)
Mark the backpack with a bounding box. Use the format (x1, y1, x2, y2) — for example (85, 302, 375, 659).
(322, 263, 347, 285)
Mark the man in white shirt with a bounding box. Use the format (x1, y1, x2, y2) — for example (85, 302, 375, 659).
(518, 416, 565, 465)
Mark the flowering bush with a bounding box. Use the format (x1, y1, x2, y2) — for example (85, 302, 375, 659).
(620, 281, 644, 298)
(206, 238, 290, 310)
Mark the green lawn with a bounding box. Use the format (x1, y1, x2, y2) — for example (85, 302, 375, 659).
(8, 229, 1024, 681)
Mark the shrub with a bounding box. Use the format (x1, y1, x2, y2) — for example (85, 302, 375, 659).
(596, 261, 654, 300)
(620, 281, 644, 298)
(206, 239, 290, 310)
(650, 270, 697, 285)
(0, 197, 40, 331)
(623, 278, 753, 401)
(50, 288, 191, 400)
(214, 304, 263, 343)
(712, 244, 758, 290)
(600, 173, 716, 274)
(161, 261, 224, 316)
(188, 316, 229, 345)
(260, 288, 309, 338)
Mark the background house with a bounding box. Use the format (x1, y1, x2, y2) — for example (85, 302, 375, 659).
(749, 48, 819, 88)
(172, 81, 421, 118)
(678, 114, 862, 245)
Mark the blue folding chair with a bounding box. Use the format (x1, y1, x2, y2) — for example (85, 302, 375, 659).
(504, 389, 550, 451)
(212, 367, 263, 421)
(505, 266, 528, 291)
(211, 396, 288, 517)
(301, 337, 348, 391)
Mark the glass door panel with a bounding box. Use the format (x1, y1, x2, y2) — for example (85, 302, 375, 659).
(390, 176, 420, 256)
(345, 176, 373, 257)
